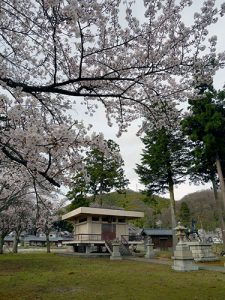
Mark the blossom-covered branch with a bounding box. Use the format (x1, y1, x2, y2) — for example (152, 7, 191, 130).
(0, 0, 225, 188)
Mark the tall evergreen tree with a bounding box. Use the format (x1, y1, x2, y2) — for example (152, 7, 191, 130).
(67, 174, 91, 210)
(68, 139, 129, 207)
(136, 126, 189, 249)
(179, 202, 191, 226)
(182, 87, 225, 247)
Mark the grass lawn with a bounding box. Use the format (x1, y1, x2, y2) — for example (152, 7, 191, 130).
(0, 253, 225, 300)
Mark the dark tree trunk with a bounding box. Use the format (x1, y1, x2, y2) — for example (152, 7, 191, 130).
(46, 233, 51, 253)
(99, 185, 103, 207)
(168, 179, 177, 251)
(0, 236, 5, 254)
(215, 156, 225, 210)
(12, 233, 20, 253)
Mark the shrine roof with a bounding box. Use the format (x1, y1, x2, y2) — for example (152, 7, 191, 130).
(62, 207, 144, 221)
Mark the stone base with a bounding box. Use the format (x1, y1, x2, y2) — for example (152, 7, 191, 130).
(187, 242, 218, 262)
(110, 243, 122, 260)
(194, 257, 218, 262)
(145, 252, 155, 259)
(172, 242, 198, 272)
(110, 255, 122, 260)
(172, 258, 199, 272)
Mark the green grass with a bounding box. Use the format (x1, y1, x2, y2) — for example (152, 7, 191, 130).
(1, 253, 225, 300)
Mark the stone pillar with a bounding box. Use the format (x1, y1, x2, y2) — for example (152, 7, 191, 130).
(145, 237, 155, 259)
(110, 242, 122, 260)
(172, 222, 198, 272)
(86, 245, 91, 254)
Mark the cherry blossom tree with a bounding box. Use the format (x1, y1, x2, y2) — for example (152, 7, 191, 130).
(36, 194, 66, 253)
(0, 93, 106, 189)
(0, 0, 225, 191)
(0, 208, 13, 254)
(0, 195, 35, 254)
(0, 159, 34, 212)
(36, 202, 55, 253)
(11, 198, 36, 253)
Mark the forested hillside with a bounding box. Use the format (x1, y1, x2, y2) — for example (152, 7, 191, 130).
(90, 189, 223, 231)
(178, 190, 224, 231)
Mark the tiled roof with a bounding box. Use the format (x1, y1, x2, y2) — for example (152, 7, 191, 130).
(4, 236, 14, 242)
(4, 235, 73, 242)
(24, 235, 73, 242)
(62, 206, 144, 220)
(141, 228, 173, 236)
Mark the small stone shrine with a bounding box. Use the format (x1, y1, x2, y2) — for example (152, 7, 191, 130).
(172, 222, 198, 272)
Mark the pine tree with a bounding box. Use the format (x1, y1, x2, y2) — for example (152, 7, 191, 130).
(182, 87, 225, 248)
(136, 127, 188, 211)
(179, 202, 191, 226)
(68, 139, 129, 207)
(136, 127, 189, 249)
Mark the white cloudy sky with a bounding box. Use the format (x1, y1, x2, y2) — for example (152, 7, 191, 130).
(71, 0, 225, 201)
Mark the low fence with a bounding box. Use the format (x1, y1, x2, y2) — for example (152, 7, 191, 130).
(73, 234, 102, 241)
(73, 234, 144, 242)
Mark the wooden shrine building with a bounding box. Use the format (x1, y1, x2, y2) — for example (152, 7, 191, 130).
(62, 207, 144, 254)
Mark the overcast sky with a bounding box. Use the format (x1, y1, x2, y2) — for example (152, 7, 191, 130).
(71, 1, 225, 201)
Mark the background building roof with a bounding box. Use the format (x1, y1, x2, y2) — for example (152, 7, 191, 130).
(141, 229, 173, 236)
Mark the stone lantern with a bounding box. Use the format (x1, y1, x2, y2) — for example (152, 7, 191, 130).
(110, 239, 122, 260)
(172, 222, 198, 272)
(145, 236, 155, 259)
(175, 222, 186, 243)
